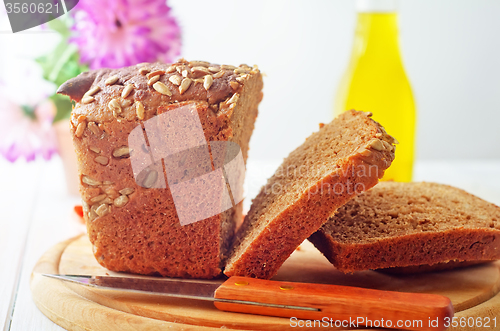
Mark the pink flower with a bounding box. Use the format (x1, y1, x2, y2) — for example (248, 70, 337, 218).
(71, 0, 182, 69)
(0, 90, 58, 162)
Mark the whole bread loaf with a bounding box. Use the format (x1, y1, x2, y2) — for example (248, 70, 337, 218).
(309, 182, 500, 273)
(224, 110, 397, 279)
(58, 59, 263, 278)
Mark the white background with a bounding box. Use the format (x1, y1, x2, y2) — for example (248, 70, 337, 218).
(1, 0, 500, 163)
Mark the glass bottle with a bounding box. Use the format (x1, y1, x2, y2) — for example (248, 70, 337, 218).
(334, 0, 416, 182)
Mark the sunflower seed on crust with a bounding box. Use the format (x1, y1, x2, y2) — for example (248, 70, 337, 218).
(90, 194, 107, 203)
(77, 115, 87, 123)
(81, 96, 95, 104)
(203, 75, 213, 90)
(227, 93, 239, 105)
(82, 175, 101, 186)
(87, 122, 101, 136)
(147, 70, 165, 79)
(189, 61, 210, 67)
(95, 204, 109, 217)
(89, 146, 101, 153)
(119, 187, 135, 195)
(230, 81, 240, 91)
(143, 170, 158, 188)
(234, 68, 247, 74)
(75, 122, 86, 138)
(113, 195, 129, 207)
(147, 75, 160, 86)
(166, 66, 176, 73)
(136, 101, 145, 120)
(169, 75, 182, 86)
(368, 139, 384, 151)
(105, 76, 119, 85)
(121, 84, 134, 98)
(95, 155, 109, 165)
(182, 69, 189, 78)
(84, 86, 101, 97)
(179, 78, 192, 94)
(139, 67, 151, 75)
(213, 71, 224, 79)
(221, 64, 236, 70)
(208, 66, 220, 73)
(108, 99, 122, 113)
(113, 146, 131, 158)
(153, 82, 172, 96)
(191, 66, 210, 77)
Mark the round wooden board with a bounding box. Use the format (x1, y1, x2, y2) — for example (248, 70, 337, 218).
(31, 235, 500, 331)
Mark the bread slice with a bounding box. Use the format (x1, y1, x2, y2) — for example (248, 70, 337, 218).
(309, 182, 500, 273)
(224, 110, 397, 279)
(58, 59, 263, 278)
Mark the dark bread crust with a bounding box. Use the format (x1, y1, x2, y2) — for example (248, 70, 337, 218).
(62, 59, 263, 278)
(309, 182, 500, 273)
(224, 110, 396, 279)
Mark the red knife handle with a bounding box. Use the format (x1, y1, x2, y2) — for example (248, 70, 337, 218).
(214, 276, 453, 331)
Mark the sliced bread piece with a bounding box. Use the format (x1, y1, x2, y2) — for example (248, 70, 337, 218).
(309, 182, 500, 273)
(224, 110, 397, 279)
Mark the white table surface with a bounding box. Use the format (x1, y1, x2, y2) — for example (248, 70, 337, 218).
(0, 156, 499, 331)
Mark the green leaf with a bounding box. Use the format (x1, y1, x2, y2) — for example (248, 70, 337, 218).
(50, 94, 73, 123)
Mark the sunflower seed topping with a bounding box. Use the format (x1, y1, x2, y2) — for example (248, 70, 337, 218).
(221, 64, 236, 70)
(143, 170, 158, 188)
(147, 75, 160, 86)
(230, 81, 240, 91)
(113, 146, 131, 158)
(87, 122, 101, 136)
(169, 75, 182, 86)
(136, 101, 145, 120)
(227, 93, 239, 105)
(179, 78, 192, 94)
(108, 99, 122, 113)
(95, 204, 109, 217)
(182, 69, 189, 78)
(208, 66, 220, 73)
(166, 66, 176, 73)
(89, 146, 101, 153)
(191, 66, 210, 77)
(105, 75, 119, 85)
(153, 82, 172, 96)
(121, 84, 134, 98)
(90, 194, 107, 203)
(234, 68, 247, 74)
(139, 67, 151, 75)
(82, 175, 102, 186)
(189, 61, 210, 67)
(213, 71, 224, 79)
(368, 139, 384, 151)
(113, 195, 129, 207)
(84, 86, 101, 97)
(147, 70, 165, 79)
(81, 96, 95, 104)
(119, 187, 135, 195)
(77, 115, 87, 123)
(95, 155, 109, 165)
(75, 122, 86, 138)
(203, 75, 213, 90)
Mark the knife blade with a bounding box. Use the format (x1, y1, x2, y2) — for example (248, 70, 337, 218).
(43, 274, 453, 331)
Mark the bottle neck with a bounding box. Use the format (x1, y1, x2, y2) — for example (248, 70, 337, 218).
(353, 12, 401, 58)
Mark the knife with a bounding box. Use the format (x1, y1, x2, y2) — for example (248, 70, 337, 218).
(43, 274, 453, 331)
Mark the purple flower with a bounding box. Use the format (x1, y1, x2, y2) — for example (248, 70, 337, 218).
(71, 0, 181, 69)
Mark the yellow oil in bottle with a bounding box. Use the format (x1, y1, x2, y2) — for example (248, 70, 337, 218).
(335, 8, 416, 182)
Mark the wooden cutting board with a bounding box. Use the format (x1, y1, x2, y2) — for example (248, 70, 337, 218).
(31, 235, 500, 331)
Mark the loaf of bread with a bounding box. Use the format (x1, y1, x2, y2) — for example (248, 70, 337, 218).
(58, 59, 263, 278)
(309, 182, 500, 273)
(224, 110, 397, 279)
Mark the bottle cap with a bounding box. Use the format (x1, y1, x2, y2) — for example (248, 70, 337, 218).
(356, 0, 398, 12)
